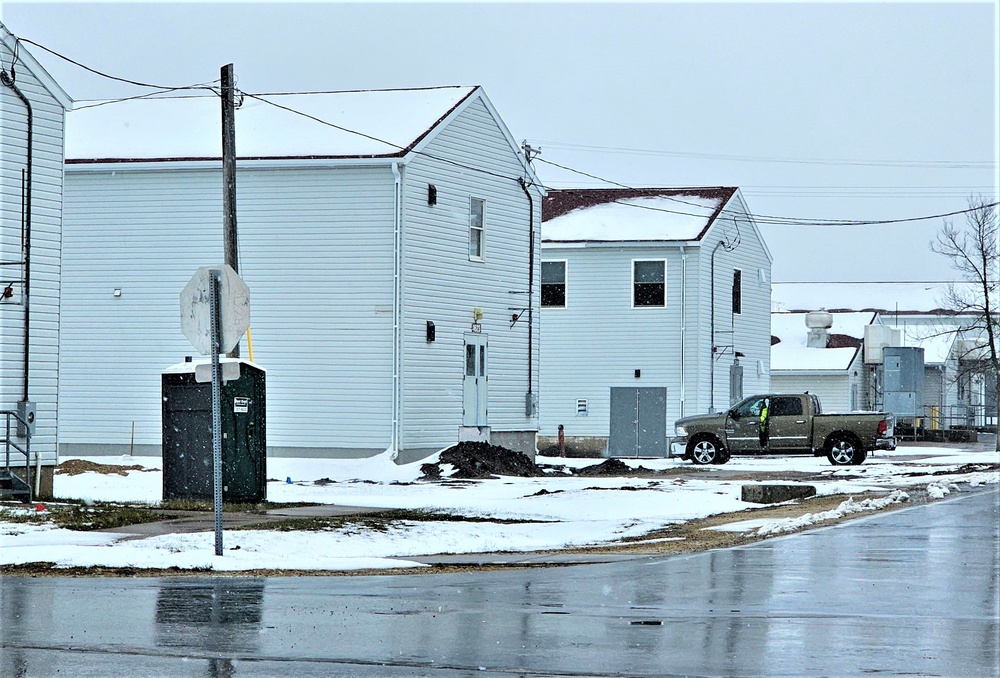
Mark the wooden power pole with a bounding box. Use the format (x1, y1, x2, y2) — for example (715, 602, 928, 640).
(221, 63, 240, 358)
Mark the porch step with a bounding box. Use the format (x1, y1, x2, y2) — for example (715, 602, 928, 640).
(0, 468, 31, 503)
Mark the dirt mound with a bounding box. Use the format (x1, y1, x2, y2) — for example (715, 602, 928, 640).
(572, 458, 632, 476)
(56, 460, 153, 476)
(421, 442, 546, 480)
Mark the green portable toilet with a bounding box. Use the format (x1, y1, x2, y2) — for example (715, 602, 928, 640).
(161, 357, 266, 503)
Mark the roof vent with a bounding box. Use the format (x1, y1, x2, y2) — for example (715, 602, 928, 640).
(806, 310, 833, 348)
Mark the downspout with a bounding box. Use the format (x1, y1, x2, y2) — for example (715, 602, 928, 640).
(680, 246, 686, 418)
(390, 162, 402, 456)
(518, 178, 535, 416)
(1, 65, 32, 404)
(709, 240, 724, 412)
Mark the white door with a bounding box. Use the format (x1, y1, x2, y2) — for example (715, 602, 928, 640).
(463, 333, 488, 426)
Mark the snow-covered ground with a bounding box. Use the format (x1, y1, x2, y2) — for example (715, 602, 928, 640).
(2, 445, 997, 573)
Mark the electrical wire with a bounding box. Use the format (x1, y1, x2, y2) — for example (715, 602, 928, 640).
(526, 139, 995, 170)
(241, 91, 530, 184)
(14, 36, 218, 91)
(24, 28, 989, 229)
(534, 157, 1000, 227)
(72, 85, 223, 110)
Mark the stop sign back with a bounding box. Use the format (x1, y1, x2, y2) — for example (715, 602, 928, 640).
(180, 264, 250, 355)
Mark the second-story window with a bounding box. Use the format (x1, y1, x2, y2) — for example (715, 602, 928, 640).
(469, 197, 485, 260)
(541, 261, 566, 307)
(633, 260, 665, 307)
(733, 269, 742, 315)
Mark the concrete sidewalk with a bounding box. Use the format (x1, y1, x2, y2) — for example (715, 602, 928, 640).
(106, 504, 389, 540)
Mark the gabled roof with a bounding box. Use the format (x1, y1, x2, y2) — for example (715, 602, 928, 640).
(65, 86, 480, 163)
(770, 311, 877, 372)
(541, 187, 738, 243)
(0, 22, 73, 110)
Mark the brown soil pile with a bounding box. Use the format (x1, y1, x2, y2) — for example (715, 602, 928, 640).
(422, 442, 546, 479)
(55, 459, 154, 476)
(422, 444, 681, 480)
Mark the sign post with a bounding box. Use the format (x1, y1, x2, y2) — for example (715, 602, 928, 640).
(209, 269, 224, 556)
(180, 264, 251, 557)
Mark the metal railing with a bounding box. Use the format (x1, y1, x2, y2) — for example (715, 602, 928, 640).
(919, 404, 998, 432)
(0, 410, 32, 501)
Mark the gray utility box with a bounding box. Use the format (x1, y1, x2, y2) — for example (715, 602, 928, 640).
(161, 358, 266, 503)
(883, 346, 925, 418)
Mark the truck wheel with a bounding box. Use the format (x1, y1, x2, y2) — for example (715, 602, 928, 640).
(689, 435, 721, 465)
(826, 434, 863, 466)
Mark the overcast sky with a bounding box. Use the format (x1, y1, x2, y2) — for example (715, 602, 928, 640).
(2, 1, 996, 286)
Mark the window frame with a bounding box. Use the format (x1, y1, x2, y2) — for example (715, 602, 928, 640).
(541, 260, 567, 308)
(469, 197, 485, 261)
(732, 268, 742, 315)
(631, 259, 666, 308)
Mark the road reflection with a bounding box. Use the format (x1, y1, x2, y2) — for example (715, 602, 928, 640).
(155, 578, 265, 676)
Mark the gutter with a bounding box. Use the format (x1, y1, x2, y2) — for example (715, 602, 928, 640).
(680, 246, 687, 418)
(518, 178, 536, 416)
(1, 65, 32, 404)
(709, 240, 725, 412)
(391, 162, 402, 456)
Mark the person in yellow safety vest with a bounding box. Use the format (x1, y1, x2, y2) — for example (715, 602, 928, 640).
(758, 397, 770, 453)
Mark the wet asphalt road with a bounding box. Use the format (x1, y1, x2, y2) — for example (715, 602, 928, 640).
(1, 487, 998, 677)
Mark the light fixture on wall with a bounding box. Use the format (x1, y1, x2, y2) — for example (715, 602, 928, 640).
(113, 288, 122, 297)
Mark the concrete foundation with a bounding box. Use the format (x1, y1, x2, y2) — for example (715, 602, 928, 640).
(742, 484, 817, 504)
(490, 430, 538, 459)
(7, 465, 54, 501)
(536, 435, 607, 458)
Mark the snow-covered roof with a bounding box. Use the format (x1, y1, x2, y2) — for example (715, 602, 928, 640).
(541, 187, 736, 243)
(65, 86, 478, 161)
(771, 311, 877, 372)
(771, 282, 974, 315)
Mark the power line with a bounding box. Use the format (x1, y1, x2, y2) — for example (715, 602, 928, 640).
(534, 157, 1000, 227)
(14, 36, 219, 92)
(526, 139, 995, 170)
(241, 91, 531, 185)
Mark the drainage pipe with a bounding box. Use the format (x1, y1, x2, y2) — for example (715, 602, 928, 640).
(390, 162, 402, 455)
(0, 67, 32, 403)
(518, 178, 535, 416)
(708, 240, 724, 412)
(679, 246, 687, 419)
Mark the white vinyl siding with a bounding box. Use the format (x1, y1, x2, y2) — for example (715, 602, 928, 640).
(0, 41, 67, 465)
(61, 164, 396, 454)
(695, 193, 772, 414)
(540, 189, 772, 441)
(539, 247, 684, 437)
(400, 96, 541, 452)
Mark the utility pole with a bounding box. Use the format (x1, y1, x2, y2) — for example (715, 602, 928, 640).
(221, 63, 239, 357)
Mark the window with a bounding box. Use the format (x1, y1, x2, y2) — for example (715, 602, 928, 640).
(541, 261, 566, 307)
(732, 269, 742, 315)
(469, 197, 485, 260)
(576, 399, 589, 416)
(633, 260, 665, 307)
(771, 397, 803, 417)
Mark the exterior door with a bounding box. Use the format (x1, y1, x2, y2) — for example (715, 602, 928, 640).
(726, 395, 766, 452)
(768, 395, 811, 452)
(608, 387, 667, 457)
(463, 333, 488, 426)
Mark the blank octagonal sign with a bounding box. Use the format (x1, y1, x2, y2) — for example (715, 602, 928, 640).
(180, 264, 251, 355)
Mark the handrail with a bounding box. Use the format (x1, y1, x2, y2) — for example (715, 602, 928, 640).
(1, 410, 32, 500)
